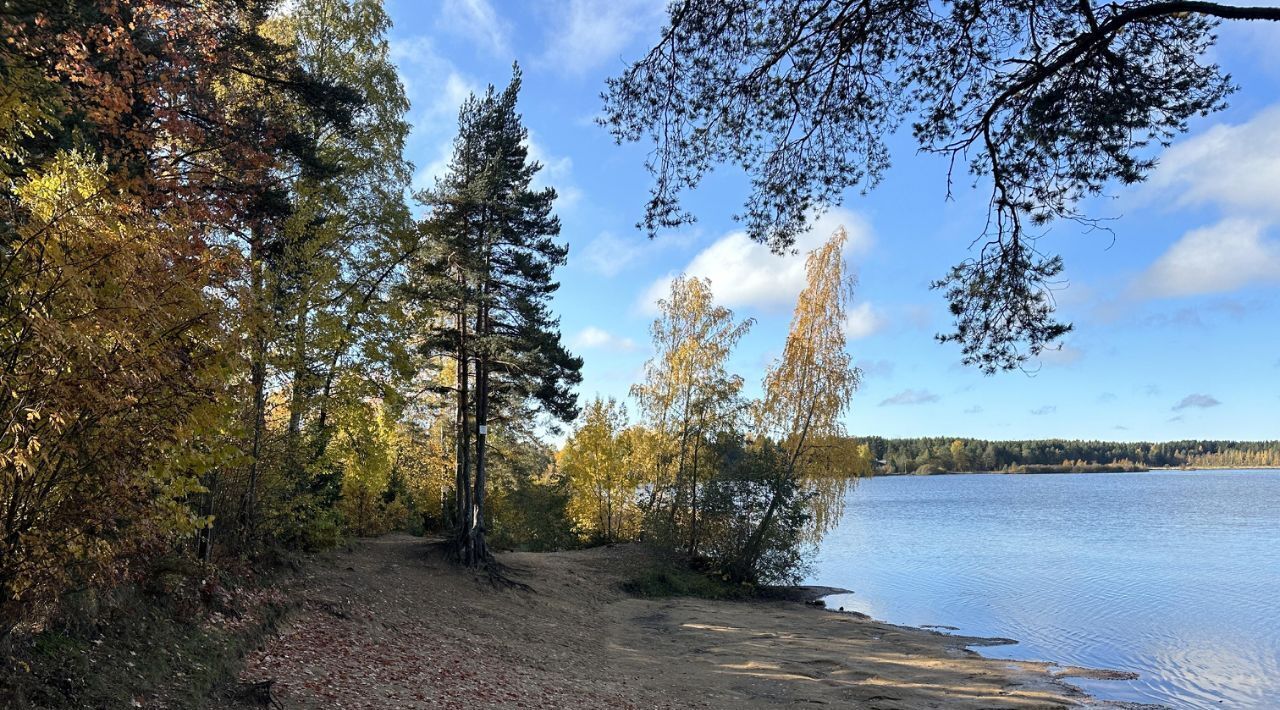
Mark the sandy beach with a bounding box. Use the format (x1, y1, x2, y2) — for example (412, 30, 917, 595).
(226, 534, 1155, 709)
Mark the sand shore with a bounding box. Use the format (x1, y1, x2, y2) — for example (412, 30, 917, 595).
(228, 534, 1157, 709)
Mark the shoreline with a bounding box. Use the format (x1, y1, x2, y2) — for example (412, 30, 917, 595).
(225, 535, 1157, 709)
(812, 593, 1162, 709)
(877, 465, 1280, 477)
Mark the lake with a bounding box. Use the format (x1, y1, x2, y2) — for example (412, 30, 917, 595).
(807, 469, 1280, 709)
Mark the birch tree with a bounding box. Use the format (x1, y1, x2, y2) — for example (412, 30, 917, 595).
(632, 276, 753, 551)
(560, 397, 640, 542)
(230, 0, 415, 548)
(734, 226, 872, 579)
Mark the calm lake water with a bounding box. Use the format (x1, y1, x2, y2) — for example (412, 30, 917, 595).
(807, 469, 1280, 709)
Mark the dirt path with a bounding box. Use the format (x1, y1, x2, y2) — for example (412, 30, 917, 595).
(229, 534, 1145, 709)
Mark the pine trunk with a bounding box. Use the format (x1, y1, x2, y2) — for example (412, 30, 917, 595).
(468, 257, 492, 566)
(471, 355, 489, 565)
(240, 234, 268, 546)
(455, 300, 472, 561)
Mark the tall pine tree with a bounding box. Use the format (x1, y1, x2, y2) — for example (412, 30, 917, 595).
(408, 66, 581, 566)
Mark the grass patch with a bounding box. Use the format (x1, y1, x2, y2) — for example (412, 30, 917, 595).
(1, 567, 295, 709)
(621, 563, 754, 600)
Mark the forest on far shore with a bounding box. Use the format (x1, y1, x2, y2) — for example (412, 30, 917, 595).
(860, 437, 1280, 475)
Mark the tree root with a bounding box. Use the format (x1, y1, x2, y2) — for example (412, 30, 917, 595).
(433, 535, 534, 592)
(232, 678, 283, 709)
(479, 558, 534, 593)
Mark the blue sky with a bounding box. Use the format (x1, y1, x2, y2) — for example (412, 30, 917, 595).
(384, 0, 1280, 442)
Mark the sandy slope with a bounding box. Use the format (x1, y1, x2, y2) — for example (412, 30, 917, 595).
(229, 534, 1153, 709)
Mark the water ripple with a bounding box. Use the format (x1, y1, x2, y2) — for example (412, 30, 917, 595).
(807, 470, 1280, 709)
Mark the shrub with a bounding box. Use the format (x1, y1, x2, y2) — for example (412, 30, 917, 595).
(695, 438, 815, 585)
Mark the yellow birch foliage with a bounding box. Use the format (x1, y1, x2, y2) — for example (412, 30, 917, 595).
(758, 227, 872, 537)
(395, 360, 459, 525)
(332, 398, 398, 536)
(395, 413, 455, 526)
(631, 276, 752, 514)
(559, 397, 641, 542)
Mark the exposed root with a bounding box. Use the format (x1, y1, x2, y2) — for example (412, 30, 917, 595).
(480, 558, 534, 593)
(232, 678, 283, 709)
(437, 535, 535, 591)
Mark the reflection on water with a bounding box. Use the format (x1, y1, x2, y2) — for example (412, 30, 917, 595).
(807, 469, 1280, 709)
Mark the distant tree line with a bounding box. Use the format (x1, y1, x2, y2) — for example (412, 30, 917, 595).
(859, 437, 1280, 474)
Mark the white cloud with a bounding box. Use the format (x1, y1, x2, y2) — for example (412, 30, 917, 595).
(855, 359, 894, 378)
(576, 227, 688, 277)
(572, 326, 637, 352)
(435, 73, 476, 119)
(1038, 342, 1084, 366)
(578, 231, 644, 276)
(540, 0, 665, 76)
(440, 0, 511, 57)
(389, 60, 581, 204)
(387, 38, 478, 193)
(1146, 105, 1280, 220)
(1172, 393, 1221, 411)
(1132, 219, 1280, 299)
(640, 208, 874, 313)
(389, 40, 476, 123)
(1030, 405, 1057, 416)
(844, 302, 886, 339)
(558, 186, 585, 211)
(1130, 298, 1267, 329)
(389, 35, 448, 73)
(1215, 23, 1280, 80)
(1129, 105, 1280, 303)
(879, 389, 940, 407)
(526, 134, 581, 210)
(527, 134, 572, 182)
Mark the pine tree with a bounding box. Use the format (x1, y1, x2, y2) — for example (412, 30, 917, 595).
(408, 66, 581, 566)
